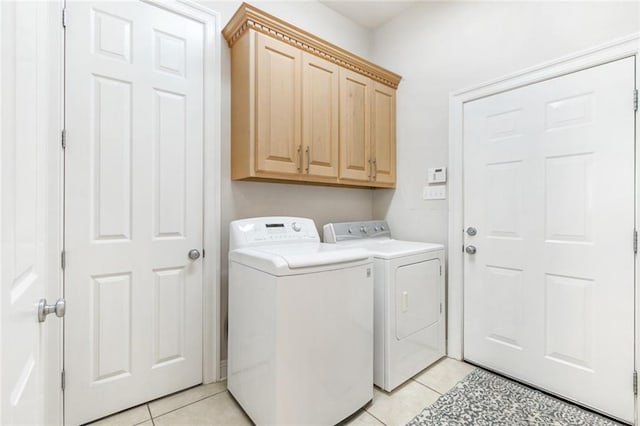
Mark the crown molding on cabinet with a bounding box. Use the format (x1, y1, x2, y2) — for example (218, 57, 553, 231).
(222, 2, 402, 89)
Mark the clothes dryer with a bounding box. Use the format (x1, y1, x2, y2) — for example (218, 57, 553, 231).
(324, 220, 445, 391)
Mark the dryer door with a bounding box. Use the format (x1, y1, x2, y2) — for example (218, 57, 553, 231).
(395, 259, 441, 340)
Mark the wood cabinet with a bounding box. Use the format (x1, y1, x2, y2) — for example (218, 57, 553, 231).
(224, 3, 401, 188)
(339, 73, 396, 187)
(339, 68, 371, 183)
(302, 52, 339, 179)
(371, 82, 396, 186)
(255, 34, 301, 177)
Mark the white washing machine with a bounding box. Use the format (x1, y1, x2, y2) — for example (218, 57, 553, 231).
(323, 221, 445, 392)
(228, 217, 374, 425)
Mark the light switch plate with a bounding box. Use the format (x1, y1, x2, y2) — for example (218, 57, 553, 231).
(423, 185, 447, 200)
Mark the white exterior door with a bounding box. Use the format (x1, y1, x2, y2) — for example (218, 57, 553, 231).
(463, 57, 635, 422)
(65, 2, 205, 424)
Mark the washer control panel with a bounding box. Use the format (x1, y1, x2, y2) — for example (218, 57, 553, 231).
(230, 217, 319, 250)
(323, 221, 391, 243)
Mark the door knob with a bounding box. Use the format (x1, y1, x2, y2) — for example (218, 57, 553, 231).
(38, 298, 66, 323)
(188, 249, 201, 260)
(465, 245, 477, 255)
(466, 227, 477, 236)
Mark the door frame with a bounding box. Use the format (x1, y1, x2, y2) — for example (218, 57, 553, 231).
(448, 33, 639, 420)
(59, 0, 222, 414)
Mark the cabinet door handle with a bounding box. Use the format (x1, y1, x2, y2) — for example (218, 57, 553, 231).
(373, 159, 377, 181)
(368, 159, 372, 180)
(297, 145, 302, 172)
(305, 147, 310, 174)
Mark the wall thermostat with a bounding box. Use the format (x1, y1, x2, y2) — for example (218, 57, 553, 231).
(428, 167, 447, 184)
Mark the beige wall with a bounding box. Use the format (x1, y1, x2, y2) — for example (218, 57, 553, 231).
(370, 1, 640, 246)
(198, 0, 640, 366)
(197, 0, 376, 361)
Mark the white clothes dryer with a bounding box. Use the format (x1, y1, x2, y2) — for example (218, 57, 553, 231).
(323, 220, 445, 392)
(228, 217, 373, 425)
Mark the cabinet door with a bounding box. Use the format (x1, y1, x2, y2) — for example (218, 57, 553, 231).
(371, 82, 396, 186)
(339, 68, 371, 182)
(255, 33, 301, 176)
(302, 53, 339, 178)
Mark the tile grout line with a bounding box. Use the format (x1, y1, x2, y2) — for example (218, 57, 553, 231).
(146, 404, 155, 426)
(410, 378, 444, 396)
(151, 389, 229, 421)
(363, 408, 388, 426)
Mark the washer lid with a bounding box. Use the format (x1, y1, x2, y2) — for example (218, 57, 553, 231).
(229, 243, 371, 275)
(356, 239, 444, 259)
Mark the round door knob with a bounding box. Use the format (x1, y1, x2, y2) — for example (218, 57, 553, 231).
(466, 227, 478, 236)
(188, 249, 201, 260)
(465, 245, 477, 255)
(292, 222, 302, 232)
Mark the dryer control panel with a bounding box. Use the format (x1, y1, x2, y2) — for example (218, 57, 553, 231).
(230, 217, 319, 250)
(323, 221, 391, 243)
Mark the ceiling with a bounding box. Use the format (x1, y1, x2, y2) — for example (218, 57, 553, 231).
(319, 1, 419, 29)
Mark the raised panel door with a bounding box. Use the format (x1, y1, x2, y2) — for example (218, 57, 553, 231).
(302, 52, 339, 179)
(1, 2, 54, 423)
(65, 2, 205, 423)
(463, 57, 635, 422)
(339, 68, 371, 182)
(371, 83, 396, 186)
(255, 33, 301, 176)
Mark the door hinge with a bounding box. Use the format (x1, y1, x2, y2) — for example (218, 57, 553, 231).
(439, 265, 442, 276)
(634, 230, 638, 254)
(61, 370, 65, 391)
(634, 89, 638, 112)
(440, 303, 443, 314)
(202, 249, 205, 258)
(61, 129, 66, 149)
(61, 251, 66, 270)
(62, 7, 67, 28)
(633, 371, 637, 395)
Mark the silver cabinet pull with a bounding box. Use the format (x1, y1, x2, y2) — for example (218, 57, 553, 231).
(297, 145, 302, 172)
(465, 245, 477, 255)
(305, 146, 310, 174)
(38, 298, 66, 322)
(466, 227, 477, 236)
(368, 159, 372, 180)
(188, 249, 201, 260)
(372, 159, 377, 180)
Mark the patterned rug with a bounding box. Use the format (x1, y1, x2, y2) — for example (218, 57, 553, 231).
(407, 369, 622, 426)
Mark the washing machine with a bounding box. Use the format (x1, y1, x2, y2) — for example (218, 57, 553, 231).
(323, 220, 445, 392)
(228, 217, 374, 425)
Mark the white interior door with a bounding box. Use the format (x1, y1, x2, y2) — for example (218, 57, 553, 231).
(463, 57, 635, 422)
(65, 2, 205, 423)
(1, 1, 61, 424)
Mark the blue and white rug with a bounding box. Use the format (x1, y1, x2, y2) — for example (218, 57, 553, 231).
(407, 369, 622, 425)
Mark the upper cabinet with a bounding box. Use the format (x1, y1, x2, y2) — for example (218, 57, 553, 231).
(255, 34, 301, 177)
(302, 52, 340, 179)
(339, 69, 371, 183)
(223, 3, 401, 188)
(371, 82, 396, 186)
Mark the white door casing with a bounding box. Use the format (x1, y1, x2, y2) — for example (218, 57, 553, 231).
(463, 57, 635, 422)
(65, 1, 213, 423)
(1, 1, 64, 425)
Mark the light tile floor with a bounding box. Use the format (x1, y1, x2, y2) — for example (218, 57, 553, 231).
(87, 357, 475, 426)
